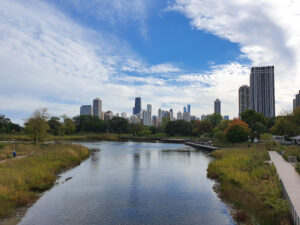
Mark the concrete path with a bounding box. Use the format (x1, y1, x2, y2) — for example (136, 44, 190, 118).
(269, 151, 300, 225)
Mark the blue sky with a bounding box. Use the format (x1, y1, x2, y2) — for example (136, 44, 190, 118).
(0, 0, 300, 124)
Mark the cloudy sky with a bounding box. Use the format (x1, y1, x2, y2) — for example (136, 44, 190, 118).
(0, 0, 299, 124)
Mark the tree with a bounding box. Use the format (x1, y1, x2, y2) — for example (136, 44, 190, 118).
(224, 119, 250, 143)
(109, 117, 129, 134)
(270, 116, 298, 137)
(205, 113, 223, 128)
(62, 116, 76, 135)
(165, 120, 192, 136)
(261, 133, 274, 151)
(193, 120, 213, 136)
(213, 120, 230, 142)
(0, 115, 22, 133)
(241, 110, 267, 142)
(25, 108, 50, 143)
(48, 117, 63, 135)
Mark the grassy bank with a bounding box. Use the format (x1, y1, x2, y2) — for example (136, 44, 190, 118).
(0, 143, 89, 218)
(207, 146, 291, 225)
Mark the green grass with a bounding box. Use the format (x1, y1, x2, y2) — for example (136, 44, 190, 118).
(207, 146, 292, 225)
(0, 143, 89, 218)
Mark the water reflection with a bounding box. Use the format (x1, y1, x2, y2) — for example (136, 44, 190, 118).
(19, 141, 235, 225)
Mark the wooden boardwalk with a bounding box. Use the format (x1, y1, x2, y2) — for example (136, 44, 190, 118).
(269, 151, 300, 225)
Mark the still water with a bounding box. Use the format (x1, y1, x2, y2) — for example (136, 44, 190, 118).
(19, 141, 235, 225)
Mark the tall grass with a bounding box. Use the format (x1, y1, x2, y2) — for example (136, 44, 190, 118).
(0, 143, 89, 218)
(207, 147, 292, 225)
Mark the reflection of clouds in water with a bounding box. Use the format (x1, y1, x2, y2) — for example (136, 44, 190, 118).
(159, 150, 191, 164)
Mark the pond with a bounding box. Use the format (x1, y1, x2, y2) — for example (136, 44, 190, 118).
(19, 141, 235, 225)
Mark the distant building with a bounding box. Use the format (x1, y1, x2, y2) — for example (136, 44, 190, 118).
(133, 97, 142, 115)
(201, 114, 208, 121)
(121, 112, 127, 118)
(152, 116, 159, 127)
(293, 90, 300, 111)
(93, 98, 102, 119)
(183, 111, 190, 122)
(183, 106, 187, 113)
(104, 111, 113, 120)
(129, 115, 140, 124)
(250, 66, 275, 118)
(158, 108, 162, 122)
(170, 109, 174, 121)
(177, 111, 183, 120)
(214, 99, 221, 114)
(190, 115, 196, 121)
(223, 115, 229, 120)
(239, 85, 250, 118)
(187, 104, 191, 113)
(80, 105, 92, 116)
(142, 104, 152, 126)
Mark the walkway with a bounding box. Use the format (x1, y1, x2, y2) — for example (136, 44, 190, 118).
(269, 151, 300, 225)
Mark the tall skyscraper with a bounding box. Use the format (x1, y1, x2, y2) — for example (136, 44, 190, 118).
(183, 106, 187, 113)
(177, 111, 183, 120)
(170, 109, 174, 121)
(93, 98, 102, 118)
(239, 85, 250, 117)
(187, 104, 191, 113)
(80, 105, 92, 116)
(293, 90, 300, 111)
(158, 108, 162, 121)
(133, 97, 142, 115)
(143, 104, 152, 126)
(214, 99, 221, 114)
(250, 66, 275, 118)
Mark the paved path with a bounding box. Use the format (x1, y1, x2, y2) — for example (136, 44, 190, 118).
(0, 155, 27, 164)
(269, 151, 300, 225)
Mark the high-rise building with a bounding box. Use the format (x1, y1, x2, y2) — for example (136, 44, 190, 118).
(133, 97, 142, 115)
(201, 115, 207, 121)
(158, 108, 162, 121)
(170, 109, 174, 121)
(183, 111, 190, 122)
(80, 105, 92, 116)
(214, 99, 221, 114)
(183, 106, 187, 113)
(93, 98, 102, 118)
(177, 111, 183, 120)
(187, 104, 191, 113)
(121, 112, 127, 118)
(142, 104, 152, 126)
(250, 66, 275, 118)
(293, 90, 300, 111)
(239, 85, 250, 118)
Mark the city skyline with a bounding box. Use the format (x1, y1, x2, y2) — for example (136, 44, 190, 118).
(1, 0, 300, 125)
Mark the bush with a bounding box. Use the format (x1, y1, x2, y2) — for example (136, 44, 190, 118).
(224, 119, 250, 143)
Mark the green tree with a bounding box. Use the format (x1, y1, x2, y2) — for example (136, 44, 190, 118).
(261, 133, 274, 151)
(241, 110, 267, 142)
(62, 116, 76, 135)
(48, 116, 63, 135)
(0, 115, 22, 133)
(193, 120, 213, 136)
(130, 123, 144, 136)
(165, 120, 192, 136)
(205, 113, 223, 128)
(225, 119, 250, 143)
(25, 108, 50, 143)
(109, 117, 129, 134)
(213, 120, 230, 142)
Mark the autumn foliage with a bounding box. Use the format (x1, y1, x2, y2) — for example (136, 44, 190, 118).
(224, 119, 250, 143)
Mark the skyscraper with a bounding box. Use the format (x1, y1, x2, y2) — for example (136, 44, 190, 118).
(133, 97, 142, 115)
(158, 108, 162, 121)
(80, 105, 92, 116)
(293, 90, 300, 111)
(93, 98, 102, 119)
(239, 85, 250, 117)
(170, 109, 174, 121)
(250, 66, 275, 118)
(183, 106, 187, 113)
(187, 104, 191, 113)
(214, 99, 221, 114)
(177, 111, 183, 120)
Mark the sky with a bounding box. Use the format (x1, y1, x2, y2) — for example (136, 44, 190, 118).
(0, 0, 300, 124)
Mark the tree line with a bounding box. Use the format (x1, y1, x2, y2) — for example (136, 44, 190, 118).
(1, 107, 300, 143)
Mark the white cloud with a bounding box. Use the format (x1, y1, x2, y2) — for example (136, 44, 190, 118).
(170, 0, 300, 113)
